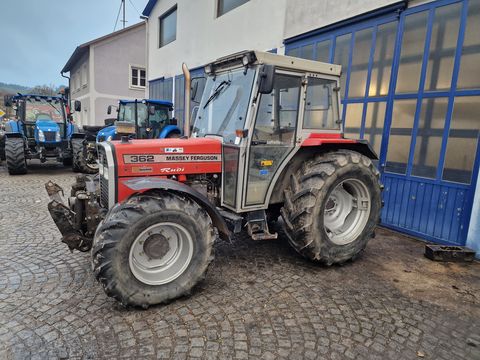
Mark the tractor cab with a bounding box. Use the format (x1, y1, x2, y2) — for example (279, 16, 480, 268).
(10, 94, 71, 147)
(191, 51, 344, 212)
(99, 99, 179, 141)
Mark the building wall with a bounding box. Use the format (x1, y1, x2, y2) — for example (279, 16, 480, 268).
(91, 23, 147, 125)
(67, 23, 147, 126)
(69, 52, 90, 126)
(283, 0, 397, 40)
(146, 0, 287, 82)
(467, 173, 480, 257)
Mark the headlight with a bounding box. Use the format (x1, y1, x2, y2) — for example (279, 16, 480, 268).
(55, 131, 61, 141)
(106, 135, 112, 141)
(38, 130, 45, 142)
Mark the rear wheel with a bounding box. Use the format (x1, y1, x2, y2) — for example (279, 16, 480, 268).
(281, 150, 382, 265)
(92, 191, 215, 308)
(72, 139, 98, 174)
(5, 137, 27, 175)
(166, 131, 181, 138)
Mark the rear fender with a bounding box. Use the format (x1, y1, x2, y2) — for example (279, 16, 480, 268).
(301, 138, 378, 160)
(5, 120, 21, 134)
(123, 178, 230, 241)
(269, 140, 378, 204)
(5, 132, 23, 139)
(159, 125, 181, 139)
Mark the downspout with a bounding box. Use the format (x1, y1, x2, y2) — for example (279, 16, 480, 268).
(182, 63, 191, 137)
(140, 16, 149, 98)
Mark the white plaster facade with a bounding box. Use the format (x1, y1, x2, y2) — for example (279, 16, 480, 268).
(63, 22, 147, 126)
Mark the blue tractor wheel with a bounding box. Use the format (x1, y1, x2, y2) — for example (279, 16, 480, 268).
(5, 137, 27, 175)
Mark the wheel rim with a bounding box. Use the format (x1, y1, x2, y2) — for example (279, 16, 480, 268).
(129, 222, 194, 285)
(323, 178, 371, 246)
(85, 150, 99, 170)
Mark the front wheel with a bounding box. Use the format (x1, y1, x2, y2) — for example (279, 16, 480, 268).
(281, 150, 382, 265)
(91, 191, 216, 308)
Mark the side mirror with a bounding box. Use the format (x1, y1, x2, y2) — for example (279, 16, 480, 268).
(74, 100, 81, 112)
(4, 95, 12, 107)
(104, 118, 115, 126)
(107, 105, 112, 115)
(148, 105, 156, 116)
(258, 65, 275, 94)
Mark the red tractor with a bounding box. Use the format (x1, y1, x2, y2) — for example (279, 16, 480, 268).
(46, 51, 382, 308)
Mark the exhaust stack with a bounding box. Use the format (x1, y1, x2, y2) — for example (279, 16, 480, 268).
(182, 63, 191, 138)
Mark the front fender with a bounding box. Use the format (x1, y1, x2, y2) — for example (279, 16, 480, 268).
(159, 125, 181, 138)
(97, 126, 116, 142)
(123, 178, 230, 241)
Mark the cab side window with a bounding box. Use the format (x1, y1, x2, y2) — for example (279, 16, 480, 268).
(304, 77, 338, 129)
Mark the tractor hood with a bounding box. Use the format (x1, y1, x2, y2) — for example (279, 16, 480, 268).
(111, 137, 222, 177)
(36, 120, 60, 132)
(97, 125, 116, 141)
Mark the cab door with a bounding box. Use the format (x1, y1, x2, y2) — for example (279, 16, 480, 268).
(243, 72, 304, 208)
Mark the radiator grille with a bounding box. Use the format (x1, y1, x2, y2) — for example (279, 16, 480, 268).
(44, 131, 56, 141)
(98, 147, 109, 208)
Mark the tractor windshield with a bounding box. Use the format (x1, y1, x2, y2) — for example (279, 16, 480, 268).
(119, 103, 170, 126)
(193, 67, 255, 144)
(118, 102, 171, 138)
(25, 97, 65, 123)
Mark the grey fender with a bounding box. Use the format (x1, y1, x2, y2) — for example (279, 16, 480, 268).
(123, 178, 230, 241)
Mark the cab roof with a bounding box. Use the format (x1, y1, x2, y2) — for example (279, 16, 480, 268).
(13, 94, 65, 101)
(119, 99, 173, 108)
(209, 50, 342, 77)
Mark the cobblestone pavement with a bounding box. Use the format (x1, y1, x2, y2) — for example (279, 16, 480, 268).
(0, 162, 480, 360)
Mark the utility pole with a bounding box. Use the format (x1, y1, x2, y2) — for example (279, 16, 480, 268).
(122, 0, 126, 29)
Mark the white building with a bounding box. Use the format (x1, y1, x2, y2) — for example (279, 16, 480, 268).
(141, 0, 480, 257)
(62, 22, 147, 127)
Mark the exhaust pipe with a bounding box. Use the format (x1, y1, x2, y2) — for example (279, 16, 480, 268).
(182, 63, 191, 138)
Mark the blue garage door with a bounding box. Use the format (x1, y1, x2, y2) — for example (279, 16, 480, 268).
(285, 0, 480, 245)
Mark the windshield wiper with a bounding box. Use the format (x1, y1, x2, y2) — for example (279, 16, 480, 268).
(203, 80, 231, 109)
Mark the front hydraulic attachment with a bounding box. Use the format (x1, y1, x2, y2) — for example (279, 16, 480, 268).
(45, 175, 104, 252)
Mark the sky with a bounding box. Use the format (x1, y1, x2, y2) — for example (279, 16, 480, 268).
(0, 0, 148, 88)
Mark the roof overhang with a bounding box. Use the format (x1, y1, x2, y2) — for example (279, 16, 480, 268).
(142, 0, 158, 17)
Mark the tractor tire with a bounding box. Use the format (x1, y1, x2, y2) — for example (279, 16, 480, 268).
(5, 137, 27, 175)
(72, 140, 97, 174)
(92, 191, 216, 308)
(166, 131, 181, 138)
(62, 157, 73, 166)
(281, 150, 382, 265)
(71, 140, 82, 172)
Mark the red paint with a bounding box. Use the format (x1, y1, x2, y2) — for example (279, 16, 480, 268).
(113, 137, 222, 178)
(301, 133, 358, 147)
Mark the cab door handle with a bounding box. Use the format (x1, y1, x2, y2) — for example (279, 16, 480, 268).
(251, 140, 267, 146)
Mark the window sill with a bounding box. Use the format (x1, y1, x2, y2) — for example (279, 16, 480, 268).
(130, 85, 146, 90)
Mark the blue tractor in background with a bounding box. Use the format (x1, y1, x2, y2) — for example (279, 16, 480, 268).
(2, 94, 78, 175)
(72, 99, 181, 174)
